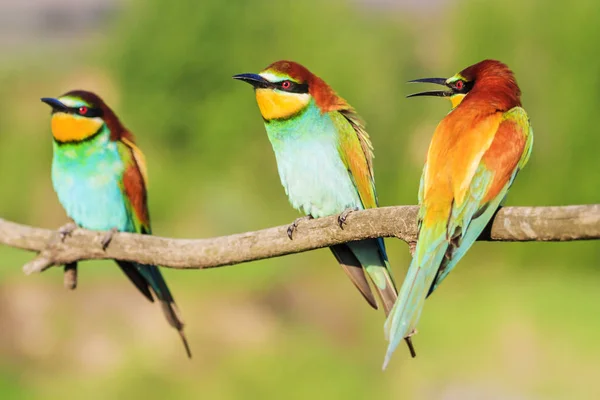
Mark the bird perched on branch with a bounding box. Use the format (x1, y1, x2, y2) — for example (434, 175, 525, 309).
(234, 61, 398, 320)
(41, 91, 191, 357)
(383, 60, 533, 369)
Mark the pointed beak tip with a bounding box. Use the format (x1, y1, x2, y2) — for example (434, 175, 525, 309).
(408, 77, 448, 85)
(41, 97, 68, 110)
(232, 73, 269, 89)
(405, 77, 452, 98)
(232, 73, 258, 81)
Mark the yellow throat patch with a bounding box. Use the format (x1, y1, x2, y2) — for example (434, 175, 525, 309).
(450, 94, 466, 109)
(51, 112, 103, 142)
(255, 89, 310, 120)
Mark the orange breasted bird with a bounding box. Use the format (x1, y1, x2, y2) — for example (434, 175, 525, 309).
(383, 60, 533, 368)
(233, 61, 398, 316)
(41, 90, 191, 357)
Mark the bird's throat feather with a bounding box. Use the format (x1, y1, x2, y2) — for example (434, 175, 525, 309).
(51, 113, 103, 143)
(450, 94, 466, 109)
(255, 89, 310, 120)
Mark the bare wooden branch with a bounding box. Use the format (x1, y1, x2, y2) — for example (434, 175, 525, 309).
(0, 204, 598, 273)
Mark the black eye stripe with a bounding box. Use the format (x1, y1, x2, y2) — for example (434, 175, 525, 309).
(68, 106, 103, 118)
(274, 80, 309, 94)
(451, 80, 474, 94)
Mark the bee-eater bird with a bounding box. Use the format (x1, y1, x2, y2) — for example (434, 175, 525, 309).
(383, 60, 533, 369)
(233, 61, 398, 318)
(41, 90, 191, 358)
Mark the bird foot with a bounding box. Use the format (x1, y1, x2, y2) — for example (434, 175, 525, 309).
(58, 222, 78, 242)
(100, 227, 119, 250)
(404, 329, 418, 358)
(337, 207, 359, 229)
(287, 215, 313, 240)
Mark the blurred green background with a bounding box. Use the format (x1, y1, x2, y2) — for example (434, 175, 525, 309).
(1, 0, 599, 398)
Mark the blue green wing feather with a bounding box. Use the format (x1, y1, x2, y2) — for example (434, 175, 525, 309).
(427, 107, 533, 296)
(383, 107, 532, 368)
(116, 138, 191, 357)
(330, 109, 398, 314)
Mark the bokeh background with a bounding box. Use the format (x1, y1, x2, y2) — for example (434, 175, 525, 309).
(0, 0, 599, 399)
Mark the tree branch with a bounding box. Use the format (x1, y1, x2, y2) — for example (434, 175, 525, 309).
(0, 205, 598, 274)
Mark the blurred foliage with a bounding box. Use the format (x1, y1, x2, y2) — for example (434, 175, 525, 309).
(0, 0, 599, 398)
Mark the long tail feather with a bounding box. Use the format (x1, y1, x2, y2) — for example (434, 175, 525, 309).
(117, 261, 191, 358)
(382, 224, 447, 369)
(160, 302, 191, 358)
(330, 244, 378, 310)
(347, 238, 397, 316)
(117, 261, 154, 302)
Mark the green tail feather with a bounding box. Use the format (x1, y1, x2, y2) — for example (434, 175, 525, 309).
(117, 261, 191, 358)
(383, 223, 448, 369)
(347, 238, 397, 315)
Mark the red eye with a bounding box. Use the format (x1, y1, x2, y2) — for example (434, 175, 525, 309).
(455, 80, 464, 90)
(78, 106, 88, 115)
(281, 81, 292, 89)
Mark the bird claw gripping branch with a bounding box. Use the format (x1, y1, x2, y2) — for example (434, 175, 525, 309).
(100, 227, 119, 250)
(337, 207, 359, 229)
(286, 215, 314, 240)
(58, 221, 78, 242)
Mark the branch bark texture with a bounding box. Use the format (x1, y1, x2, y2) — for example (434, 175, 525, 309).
(0, 205, 598, 274)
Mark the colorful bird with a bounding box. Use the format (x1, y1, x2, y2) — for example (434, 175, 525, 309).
(233, 61, 398, 317)
(383, 60, 533, 368)
(41, 90, 191, 357)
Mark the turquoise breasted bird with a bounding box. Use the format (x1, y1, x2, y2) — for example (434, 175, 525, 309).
(383, 60, 533, 368)
(233, 61, 398, 318)
(41, 90, 191, 357)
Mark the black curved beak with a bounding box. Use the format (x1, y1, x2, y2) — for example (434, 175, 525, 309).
(406, 77, 451, 98)
(41, 97, 68, 111)
(232, 73, 271, 89)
